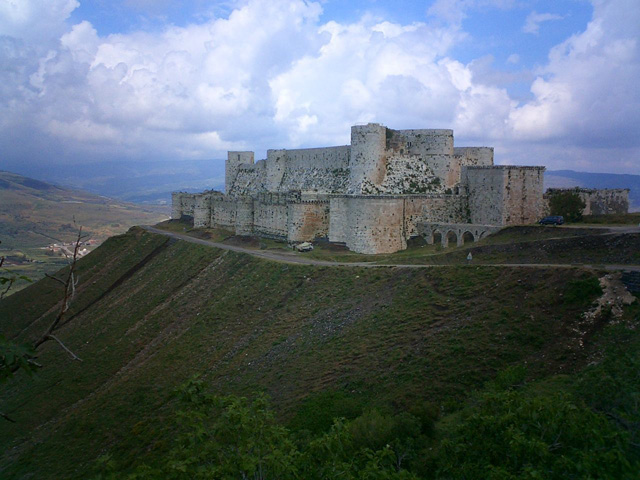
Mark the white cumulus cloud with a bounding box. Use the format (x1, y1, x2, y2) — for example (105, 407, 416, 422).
(0, 0, 638, 176)
(506, 0, 640, 171)
(522, 11, 564, 35)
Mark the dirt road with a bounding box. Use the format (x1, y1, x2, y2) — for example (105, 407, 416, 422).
(142, 226, 640, 272)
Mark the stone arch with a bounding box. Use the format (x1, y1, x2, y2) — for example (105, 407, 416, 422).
(433, 230, 442, 246)
(462, 231, 474, 244)
(445, 230, 457, 247)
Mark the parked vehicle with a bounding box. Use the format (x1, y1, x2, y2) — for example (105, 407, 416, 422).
(294, 242, 314, 252)
(539, 215, 565, 225)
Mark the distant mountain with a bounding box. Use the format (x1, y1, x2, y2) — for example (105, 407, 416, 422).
(0, 170, 169, 291)
(4, 159, 226, 205)
(0, 170, 169, 249)
(545, 170, 640, 211)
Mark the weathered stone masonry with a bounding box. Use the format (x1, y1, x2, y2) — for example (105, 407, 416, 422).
(173, 123, 546, 254)
(544, 188, 629, 216)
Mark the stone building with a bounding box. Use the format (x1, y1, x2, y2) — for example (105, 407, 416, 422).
(544, 188, 629, 216)
(172, 123, 545, 254)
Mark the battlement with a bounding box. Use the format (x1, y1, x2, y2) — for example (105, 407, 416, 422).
(465, 165, 544, 170)
(173, 123, 547, 254)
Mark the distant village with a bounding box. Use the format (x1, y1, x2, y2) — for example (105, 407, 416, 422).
(43, 238, 99, 259)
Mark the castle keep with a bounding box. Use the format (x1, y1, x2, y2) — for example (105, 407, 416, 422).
(172, 123, 545, 254)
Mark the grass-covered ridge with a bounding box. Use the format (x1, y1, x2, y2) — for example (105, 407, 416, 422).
(1, 227, 638, 478)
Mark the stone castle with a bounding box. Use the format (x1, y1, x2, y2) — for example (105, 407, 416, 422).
(172, 123, 546, 254)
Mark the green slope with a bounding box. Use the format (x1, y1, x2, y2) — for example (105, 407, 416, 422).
(0, 228, 638, 478)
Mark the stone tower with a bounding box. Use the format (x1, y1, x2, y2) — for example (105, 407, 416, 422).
(226, 151, 254, 194)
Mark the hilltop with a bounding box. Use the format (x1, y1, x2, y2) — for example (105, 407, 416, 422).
(1, 225, 639, 478)
(0, 171, 168, 291)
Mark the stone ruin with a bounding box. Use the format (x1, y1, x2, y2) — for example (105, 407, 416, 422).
(544, 188, 629, 216)
(172, 123, 546, 254)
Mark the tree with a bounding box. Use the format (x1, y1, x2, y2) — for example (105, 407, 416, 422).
(120, 377, 300, 480)
(94, 378, 423, 479)
(549, 190, 586, 222)
(431, 386, 635, 479)
(1, 227, 85, 422)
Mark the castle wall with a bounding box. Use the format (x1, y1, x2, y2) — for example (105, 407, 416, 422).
(370, 128, 460, 193)
(333, 196, 406, 254)
(463, 167, 505, 225)
(253, 193, 288, 239)
(403, 195, 468, 237)
(171, 192, 183, 218)
(451, 147, 494, 188)
(279, 146, 351, 193)
(544, 188, 630, 215)
(348, 123, 387, 194)
(235, 198, 254, 235)
(463, 166, 545, 225)
(171, 192, 197, 219)
(328, 197, 349, 244)
(279, 166, 350, 193)
(501, 167, 545, 225)
(287, 198, 330, 242)
(226, 151, 254, 194)
(327, 193, 469, 253)
(211, 197, 237, 229)
(453, 147, 494, 166)
(229, 161, 267, 197)
(193, 194, 211, 227)
(285, 146, 350, 170)
(373, 154, 445, 194)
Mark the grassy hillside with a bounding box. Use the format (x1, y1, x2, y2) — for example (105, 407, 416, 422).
(1, 227, 638, 478)
(0, 170, 168, 291)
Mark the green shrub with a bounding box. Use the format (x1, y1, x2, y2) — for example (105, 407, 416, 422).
(431, 389, 635, 479)
(288, 390, 365, 434)
(549, 190, 586, 222)
(563, 276, 602, 304)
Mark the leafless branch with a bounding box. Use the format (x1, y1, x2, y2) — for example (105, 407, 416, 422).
(44, 273, 66, 286)
(0, 279, 13, 300)
(2, 226, 85, 422)
(27, 358, 42, 368)
(0, 255, 14, 300)
(47, 334, 82, 362)
(34, 226, 83, 353)
(1, 411, 16, 423)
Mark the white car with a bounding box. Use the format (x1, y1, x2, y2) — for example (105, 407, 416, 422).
(295, 242, 314, 252)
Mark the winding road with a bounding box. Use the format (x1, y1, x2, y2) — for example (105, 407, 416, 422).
(142, 226, 640, 272)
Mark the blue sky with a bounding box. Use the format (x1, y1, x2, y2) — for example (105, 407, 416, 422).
(1, 0, 638, 174)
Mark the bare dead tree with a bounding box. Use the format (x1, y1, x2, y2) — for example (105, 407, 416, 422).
(37, 226, 85, 361)
(1, 226, 87, 422)
(0, 256, 11, 299)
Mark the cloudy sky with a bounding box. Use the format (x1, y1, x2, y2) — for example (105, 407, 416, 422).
(1, 0, 638, 174)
